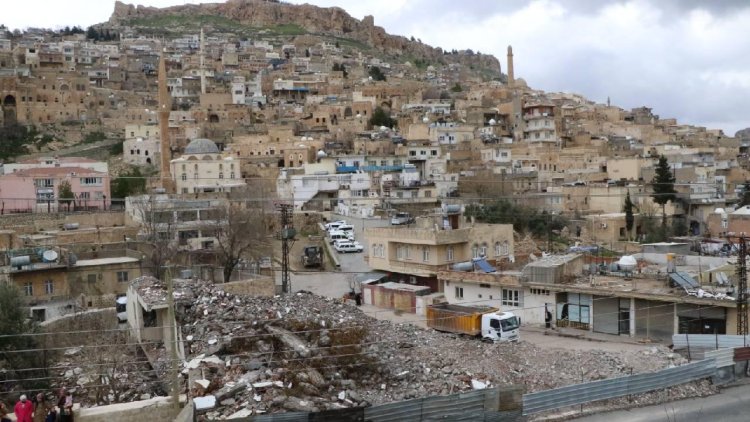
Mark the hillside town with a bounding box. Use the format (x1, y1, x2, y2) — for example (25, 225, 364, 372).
(1, 1, 750, 421)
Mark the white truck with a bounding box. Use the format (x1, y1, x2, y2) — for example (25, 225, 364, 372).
(426, 303, 520, 342)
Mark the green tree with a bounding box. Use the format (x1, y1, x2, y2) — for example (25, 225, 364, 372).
(369, 106, 396, 129)
(623, 191, 636, 240)
(86, 26, 99, 41)
(368, 66, 386, 81)
(0, 284, 49, 395)
(739, 181, 750, 207)
(58, 179, 75, 212)
(651, 155, 677, 228)
(111, 167, 147, 206)
(451, 83, 463, 92)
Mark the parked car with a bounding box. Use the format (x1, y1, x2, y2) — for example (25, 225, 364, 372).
(335, 241, 364, 253)
(325, 220, 347, 231)
(329, 230, 355, 244)
(116, 296, 127, 323)
(390, 212, 414, 225)
(336, 224, 355, 233)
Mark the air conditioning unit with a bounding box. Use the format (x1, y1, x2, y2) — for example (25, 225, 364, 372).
(601, 223, 608, 229)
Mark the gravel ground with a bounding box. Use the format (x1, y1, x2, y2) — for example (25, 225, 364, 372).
(160, 281, 716, 419)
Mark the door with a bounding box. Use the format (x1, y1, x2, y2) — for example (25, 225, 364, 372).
(363, 287, 372, 305)
(618, 310, 630, 335)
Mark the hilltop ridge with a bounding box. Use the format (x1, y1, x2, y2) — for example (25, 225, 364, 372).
(108, 0, 501, 78)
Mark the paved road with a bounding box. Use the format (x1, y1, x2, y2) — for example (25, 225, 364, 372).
(286, 214, 389, 298)
(573, 382, 750, 422)
(333, 214, 390, 273)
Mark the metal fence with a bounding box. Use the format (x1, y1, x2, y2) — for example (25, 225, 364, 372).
(232, 386, 522, 422)
(704, 348, 735, 368)
(672, 334, 750, 350)
(522, 359, 716, 416)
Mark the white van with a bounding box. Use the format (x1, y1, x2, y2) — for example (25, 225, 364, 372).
(337, 224, 354, 234)
(329, 230, 354, 244)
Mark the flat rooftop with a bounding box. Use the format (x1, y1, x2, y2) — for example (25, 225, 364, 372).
(75, 257, 140, 267)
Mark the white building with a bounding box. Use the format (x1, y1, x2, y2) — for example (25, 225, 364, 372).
(170, 138, 245, 194)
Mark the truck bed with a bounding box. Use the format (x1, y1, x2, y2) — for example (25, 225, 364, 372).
(426, 303, 498, 336)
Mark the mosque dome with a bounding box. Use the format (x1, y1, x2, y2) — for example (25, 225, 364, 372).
(185, 138, 220, 154)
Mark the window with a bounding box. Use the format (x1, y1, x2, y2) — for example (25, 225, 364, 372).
(230, 172, 235, 179)
(181, 173, 187, 181)
(502, 288, 521, 307)
(45, 280, 54, 295)
(35, 179, 54, 188)
(495, 241, 509, 257)
(81, 177, 102, 186)
(446, 246, 454, 261)
(530, 288, 550, 296)
(397, 245, 411, 260)
(472, 244, 479, 259)
(117, 271, 129, 283)
(455, 287, 464, 299)
(422, 246, 430, 262)
(219, 172, 224, 179)
(479, 283, 491, 288)
(79, 192, 90, 200)
(431, 150, 438, 156)
(24, 282, 33, 296)
(87, 274, 97, 284)
(480, 243, 488, 257)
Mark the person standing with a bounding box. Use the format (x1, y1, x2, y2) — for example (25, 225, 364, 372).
(59, 391, 73, 422)
(33, 393, 47, 422)
(0, 401, 11, 422)
(13, 395, 33, 422)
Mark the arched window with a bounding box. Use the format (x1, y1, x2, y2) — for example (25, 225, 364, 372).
(480, 243, 487, 257)
(472, 244, 479, 259)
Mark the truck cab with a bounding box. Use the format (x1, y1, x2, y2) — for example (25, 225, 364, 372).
(481, 312, 520, 342)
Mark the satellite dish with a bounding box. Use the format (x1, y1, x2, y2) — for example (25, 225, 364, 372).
(43, 250, 58, 262)
(356, 113, 362, 118)
(317, 150, 327, 158)
(422, 117, 429, 123)
(489, 118, 497, 126)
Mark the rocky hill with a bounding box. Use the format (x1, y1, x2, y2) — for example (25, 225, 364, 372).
(108, 0, 501, 78)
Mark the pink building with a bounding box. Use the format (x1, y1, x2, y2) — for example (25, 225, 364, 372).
(0, 167, 111, 213)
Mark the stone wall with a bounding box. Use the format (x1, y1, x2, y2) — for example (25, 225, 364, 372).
(41, 308, 117, 349)
(75, 397, 180, 422)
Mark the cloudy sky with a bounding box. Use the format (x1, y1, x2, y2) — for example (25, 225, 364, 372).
(3, 0, 749, 135)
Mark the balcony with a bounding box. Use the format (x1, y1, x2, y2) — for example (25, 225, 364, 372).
(336, 165, 404, 173)
(366, 226, 470, 245)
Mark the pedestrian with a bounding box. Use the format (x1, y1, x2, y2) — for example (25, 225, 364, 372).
(59, 390, 73, 422)
(14, 395, 33, 422)
(545, 304, 552, 329)
(0, 401, 11, 422)
(55, 389, 66, 422)
(33, 393, 47, 422)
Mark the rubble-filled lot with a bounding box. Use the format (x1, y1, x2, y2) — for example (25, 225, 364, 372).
(168, 281, 717, 419)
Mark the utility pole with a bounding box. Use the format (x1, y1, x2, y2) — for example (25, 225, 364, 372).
(738, 236, 748, 336)
(165, 264, 180, 411)
(277, 203, 295, 294)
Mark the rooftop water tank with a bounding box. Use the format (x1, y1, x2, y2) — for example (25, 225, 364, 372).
(10, 256, 30, 269)
(63, 223, 79, 230)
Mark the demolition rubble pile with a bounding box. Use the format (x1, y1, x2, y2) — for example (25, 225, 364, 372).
(166, 281, 715, 418)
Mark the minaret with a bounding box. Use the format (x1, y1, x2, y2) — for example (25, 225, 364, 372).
(199, 27, 206, 95)
(158, 49, 173, 192)
(506, 45, 515, 87)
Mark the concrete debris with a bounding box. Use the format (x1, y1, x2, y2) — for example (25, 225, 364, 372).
(193, 395, 216, 411)
(136, 280, 716, 419)
(265, 325, 312, 358)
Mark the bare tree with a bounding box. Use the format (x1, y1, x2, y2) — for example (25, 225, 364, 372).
(132, 195, 178, 280)
(212, 202, 270, 283)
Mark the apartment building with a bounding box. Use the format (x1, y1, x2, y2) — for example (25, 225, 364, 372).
(364, 208, 514, 291)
